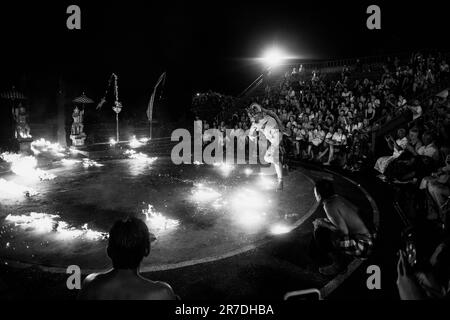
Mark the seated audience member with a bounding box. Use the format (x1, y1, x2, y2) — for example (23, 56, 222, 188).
(324, 126, 347, 166)
(374, 128, 408, 176)
(397, 238, 450, 300)
(308, 124, 325, 160)
(78, 217, 177, 300)
(311, 180, 374, 276)
(408, 100, 423, 121)
(365, 103, 376, 123)
(345, 132, 365, 172)
(295, 124, 309, 158)
(416, 132, 440, 162)
(386, 132, 440, 182)
(317, 127, 335, 162)
(420, 154, 450, 224)
(404, 127, 423, 155)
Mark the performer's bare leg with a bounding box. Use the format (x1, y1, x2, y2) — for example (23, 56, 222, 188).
(274, 162, 283, 188)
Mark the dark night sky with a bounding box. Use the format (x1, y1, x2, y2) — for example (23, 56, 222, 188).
(0, 0, 448, 120)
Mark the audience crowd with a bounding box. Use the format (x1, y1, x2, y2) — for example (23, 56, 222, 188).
(196, 52, 449, 173)
(191, 52, 450, 300)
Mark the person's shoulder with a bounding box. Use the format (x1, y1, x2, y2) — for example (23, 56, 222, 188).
(81, 271, 113, 290)
(78, 272, 105, 299)
(142, 279, 176, 300)
(83, 272, 101, 286)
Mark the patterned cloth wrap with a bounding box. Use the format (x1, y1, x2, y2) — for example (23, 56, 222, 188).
(334, 233, 374, 258)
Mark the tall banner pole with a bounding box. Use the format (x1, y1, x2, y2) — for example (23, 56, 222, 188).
(116, 113, 119, 142)
(149, 119, 152, 140)
(147, 91, 155, 140)
(147, 72, 165, 140)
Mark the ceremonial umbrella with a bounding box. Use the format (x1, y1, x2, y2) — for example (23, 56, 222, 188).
(72, 92, 94, 105)
(1, 86, 27, 101)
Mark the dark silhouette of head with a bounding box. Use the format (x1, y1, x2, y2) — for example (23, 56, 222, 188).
(107, 217, 150, 269)
(314, 179, 335, 202)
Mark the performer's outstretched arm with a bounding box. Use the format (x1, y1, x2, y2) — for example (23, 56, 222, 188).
(260, 106, 285, 134)
(248, 121, 259, 141)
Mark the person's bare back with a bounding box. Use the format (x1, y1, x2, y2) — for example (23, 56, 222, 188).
(323, 195, 370, 236)
(78, 217, 178, 300)
(79, 269, 176, 300)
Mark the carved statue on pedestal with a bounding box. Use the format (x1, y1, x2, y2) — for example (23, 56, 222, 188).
(71, 106, 84, 135)
(70, 106, 86, 147)
(70, 93, 93, 147)
(12, 103, 31, 140)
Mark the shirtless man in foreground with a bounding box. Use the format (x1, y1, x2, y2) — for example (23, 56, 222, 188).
(78, 217, 177, 300)
(312, 179, 374, 275)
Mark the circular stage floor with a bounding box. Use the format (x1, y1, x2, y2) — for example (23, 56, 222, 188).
(0, 156, 317, 271)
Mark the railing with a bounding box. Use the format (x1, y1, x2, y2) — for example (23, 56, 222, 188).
(281, 50, 450, 73)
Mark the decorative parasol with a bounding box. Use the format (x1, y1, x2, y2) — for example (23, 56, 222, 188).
(72, 92, 94, 105)
(1, 86, 27, 101)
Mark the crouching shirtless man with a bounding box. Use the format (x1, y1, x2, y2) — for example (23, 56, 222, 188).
(311, 179, 374, 275)
(78, 217, 177, 300)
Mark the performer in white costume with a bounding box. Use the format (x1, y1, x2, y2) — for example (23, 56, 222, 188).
(247, 103, 284, 190)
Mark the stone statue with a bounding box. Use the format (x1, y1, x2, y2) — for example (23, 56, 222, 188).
(70, 106, 86, 147)
(12, 103, 31, 139)
(71, 106, 84, 136)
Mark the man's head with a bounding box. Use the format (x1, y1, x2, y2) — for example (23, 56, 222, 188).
(107, 217, 151, 270)
(397, 128, 406, 139)
(314, 179, 335, 202)
(408, 127, 420, 141)
(422, 131, 435, 146)
(247, 103, 264, 122)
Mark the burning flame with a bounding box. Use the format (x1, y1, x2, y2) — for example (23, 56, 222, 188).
(0, 178, 38, 198)
(192, 183, 221, 202)
(129, 136, 143, 149)
(109, 138, 117, 146)
(0, 152, 56, 180)
(31, 138, 65, 157)
(82, 159, 104, 168)
(142, 204, 179, 233)
(5, 212, 107, 241)
(213, 162, 234, 177)
(124, 150, 157, 163)
(61, 159, 82, 166)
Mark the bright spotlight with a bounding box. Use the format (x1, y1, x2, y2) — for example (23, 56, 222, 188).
(238, 211, 266, 228)
(262, 47, 286, 68)
(258, 176, 277, 190)
(213, 162, 234, 177)
(192, 184, 221, 202)
(270, 224, 291, 235)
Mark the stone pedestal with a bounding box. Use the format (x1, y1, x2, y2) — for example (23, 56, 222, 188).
(18, 138, 33, 154)
(70, 133, 86, 147)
